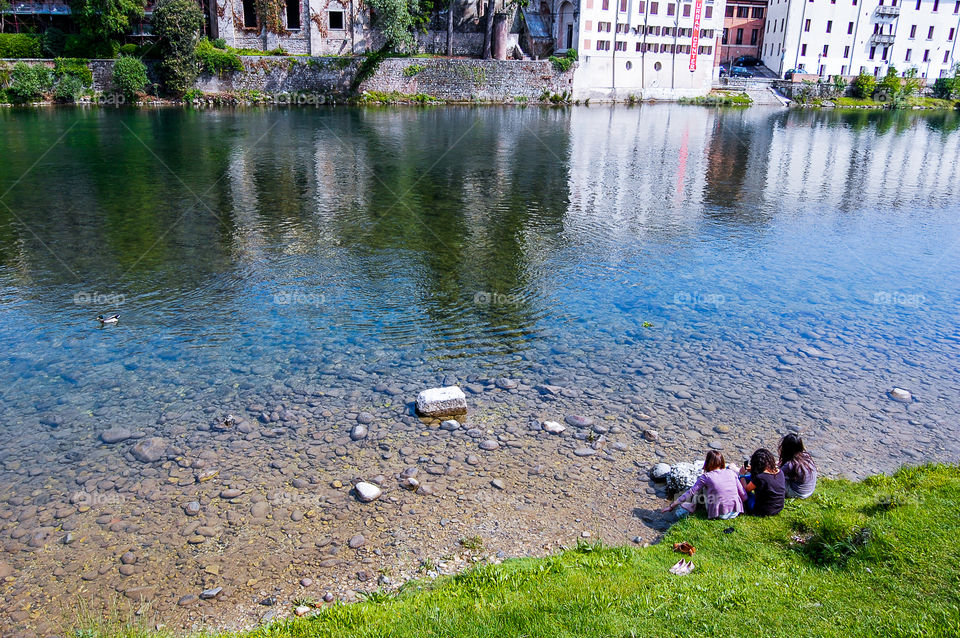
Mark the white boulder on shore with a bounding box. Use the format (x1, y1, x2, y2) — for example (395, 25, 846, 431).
(416, 386, 467, 417)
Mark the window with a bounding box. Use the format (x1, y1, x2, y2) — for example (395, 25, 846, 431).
(804, 18, 811, 31)
(909, 24, 916, 38)
(638, 0, 645, 10)
(285, 0, 300, 28)
(946, 50, 951, 62)
(915, 0, 920, 9)
(705, 6, 712, 17)
(826, 20, 832, 32)
(750, 28, 758, 44)
(683, 3, 691, 16)
(737, 6, 749, 17)
(752, 6, 764, 17)
(933, 0, 939, 10)
(956, 0, 960, 12)
(882, 46, 888, 59)
(848, 21, 854, 34)
(667, 2, 675, 14)
(242, 0, 257, 27)
(602, 0, 609, 9)
(841, 65, 847, 74)
(844, 45, 850, 56)
(736, 27, 743, 44)
(905, 48, 912, 61)
(650, 2, 658, 13)
(636, 42, 642, 51)
(819, 64, 825, 74)
(923, 48, 930, 61)
(615, 40, 626, 50)
(619, 0, 627, 9)
(596, 39, 610, 50)
(328, 9, 344, 28)
(722, 27, 728, 44)
(951, 27, 956, 40)
(928, 26, 935, 38)
(874, 66, 880, 75)
(822, 44, 828, 55)
(725, 5, 734, 16)
(869, 45, 876, 59)
(801, 43, 808, 55)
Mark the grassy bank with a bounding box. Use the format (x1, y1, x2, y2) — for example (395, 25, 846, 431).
(679, 91, 753, 106)
(81, 464, 960, 637)
(830, 96, 959, 109)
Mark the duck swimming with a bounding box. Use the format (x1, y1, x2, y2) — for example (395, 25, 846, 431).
(96, 314, 120, 324)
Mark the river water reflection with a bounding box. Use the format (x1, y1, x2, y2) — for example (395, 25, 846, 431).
(0, 105, 958, 632)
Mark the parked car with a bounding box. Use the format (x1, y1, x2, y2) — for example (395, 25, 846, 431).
(734, 55, 763, 67)
(730, 65, 754, 78)
(784, 68, 806, 80)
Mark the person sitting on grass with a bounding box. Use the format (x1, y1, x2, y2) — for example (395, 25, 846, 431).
(779, 433, 817, 499)
(660, 451, 746, 520)
(740, 448, 785, 516)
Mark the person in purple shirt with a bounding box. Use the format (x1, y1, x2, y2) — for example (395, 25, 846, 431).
(660, 451, 746, 520)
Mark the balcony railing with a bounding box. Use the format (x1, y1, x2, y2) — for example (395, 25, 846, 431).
(876, 4, 901, 16)
(5, 2, 71, 13)
(870, 33, 896, 44)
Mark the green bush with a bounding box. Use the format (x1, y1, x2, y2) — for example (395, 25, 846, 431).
(112, 55, 148, 99)
(54, 57, 93, 86)
(196, 37, 243, 75)
(119, 43, 138, 55)
(53, 73, 84, 101)
(42, 28, 67, 58)
(851, 72, 877, 99)
(549, 48, 578, 72)
(0, 34, 43, 58)
(8, 62, 52, 102)
(212, 38, 227, 49)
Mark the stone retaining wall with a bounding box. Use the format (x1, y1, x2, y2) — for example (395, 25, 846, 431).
(2, 56, 576, 102)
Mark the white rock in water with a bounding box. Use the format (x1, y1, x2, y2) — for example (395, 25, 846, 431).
(542, 420, 566, 434)
(354, 481, 382, 503)
(888, 388, 913, 403)
(649, 463, 672, 481)
(416, 386, 467, 417)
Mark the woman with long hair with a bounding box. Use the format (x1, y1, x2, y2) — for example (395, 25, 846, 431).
(739, 448, 785, 516)
(660, 451, 746, 520)
(779, 433, 817, 499)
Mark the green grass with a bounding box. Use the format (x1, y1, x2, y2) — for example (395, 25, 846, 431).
(833, 96, 884, 107)
(77, 464, 960, 637)
(679, 91, 752, 106)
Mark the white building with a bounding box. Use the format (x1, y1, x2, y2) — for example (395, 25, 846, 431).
(762, 0, 960, 78)
(547, 0, 727, 99)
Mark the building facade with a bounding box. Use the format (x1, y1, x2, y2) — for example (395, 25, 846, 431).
(549, 0, 727, 99)
(762, 0, 960, 78)
(720, 0, 767, 63)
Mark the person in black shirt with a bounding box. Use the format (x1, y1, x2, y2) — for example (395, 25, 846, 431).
(739, 448, 786, 516)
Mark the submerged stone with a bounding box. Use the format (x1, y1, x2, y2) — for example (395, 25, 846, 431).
(416, 386, 467, 417)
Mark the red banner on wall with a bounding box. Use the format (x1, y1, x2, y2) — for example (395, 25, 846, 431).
(689, 0, 703, 71)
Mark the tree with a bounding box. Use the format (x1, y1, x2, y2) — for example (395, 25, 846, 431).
(482, 0, 495, 58)
(446, 0, 454, 56)
(368, 0, 432, 53)
(152, 0, 205, 95)
(851, 72, 876, 99)
(69, 0, 146, 41)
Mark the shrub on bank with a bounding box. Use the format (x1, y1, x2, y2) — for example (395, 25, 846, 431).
(112, 55, 148, 100)
(0, 33, 42, 59)
(7, 62, 52, 102)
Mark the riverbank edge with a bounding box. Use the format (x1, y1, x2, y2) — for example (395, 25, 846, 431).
(72, 462, 960, 637)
